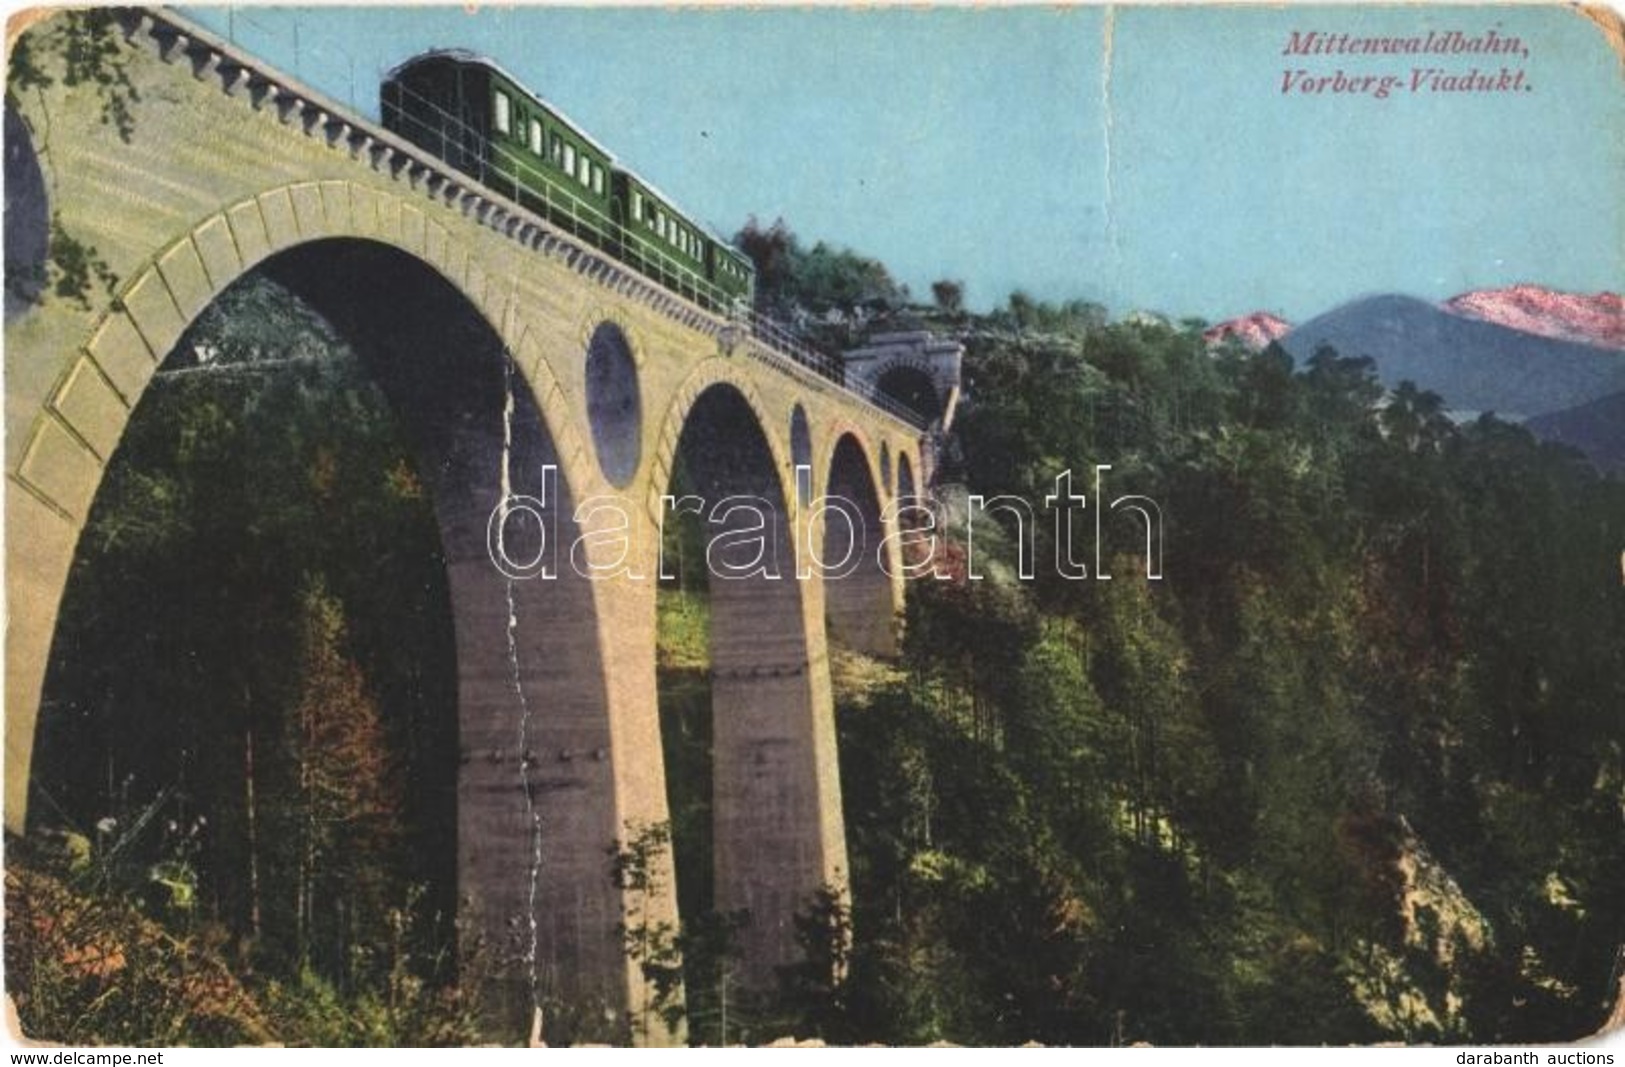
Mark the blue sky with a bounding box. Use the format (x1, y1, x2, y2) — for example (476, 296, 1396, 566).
(178, 4, 1623, 322)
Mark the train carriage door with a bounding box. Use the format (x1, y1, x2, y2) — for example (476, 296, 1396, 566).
(608, 175, 627, 260)
(608, 194, 624, 258)
(464, 67, 492, 181)
(629, 186, 648, 274)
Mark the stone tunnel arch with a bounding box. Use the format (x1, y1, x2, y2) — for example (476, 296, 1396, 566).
(875, 363, 943, 427)
(653, 375, 847, 993)
(22, 233, 630, 1037)
(821, 431, 899, 658)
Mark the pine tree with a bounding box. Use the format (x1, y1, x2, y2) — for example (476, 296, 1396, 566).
(284, 574, 402, 983)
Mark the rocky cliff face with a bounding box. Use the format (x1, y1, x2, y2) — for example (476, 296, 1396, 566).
(1202, 311, 1292, 350)
(1444, 286, 1624, 351)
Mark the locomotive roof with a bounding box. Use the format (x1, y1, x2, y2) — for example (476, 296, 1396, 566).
(384, 49, 748, 258)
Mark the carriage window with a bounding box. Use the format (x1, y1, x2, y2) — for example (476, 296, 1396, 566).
(528, 118, 543, 155)
(562, 142, 576, 174)
(657, 213, 666, 238)
(592, 165, 604, 195)
(493, 91, 512, 135)
(577, 155, 591, 186)
(631, 191, 643, 220)
(550, 134, 563, 165)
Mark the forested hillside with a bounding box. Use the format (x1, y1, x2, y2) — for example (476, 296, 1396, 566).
(819, 299, 1625, 1044)
(8, 236, 1622, 1045)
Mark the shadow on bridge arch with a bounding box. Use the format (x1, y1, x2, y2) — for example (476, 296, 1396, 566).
(897, 450, 917, 503)
(654, 381, 846, 1007)
(822, 432, 900, 658)
(28, 236, 628, 1038)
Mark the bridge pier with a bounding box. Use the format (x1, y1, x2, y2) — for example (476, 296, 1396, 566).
(261, 242, 671, 1041)
(659, 384, 849, 994)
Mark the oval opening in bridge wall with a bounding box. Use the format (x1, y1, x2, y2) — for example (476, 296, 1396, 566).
(585, 321, 642, 488)
(789, 404, 812, 506)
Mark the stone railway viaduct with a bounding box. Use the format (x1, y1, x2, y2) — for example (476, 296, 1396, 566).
(4, 8, 957, 1041)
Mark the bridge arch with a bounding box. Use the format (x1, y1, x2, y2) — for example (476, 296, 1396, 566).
(10, 183, 590, 816)
(897, 449, 918, 502)
(648, 368, 847, 990)
(817, 426, 902, 658)
(645, 359, 801, 536)
(15, 210, 651, 1034)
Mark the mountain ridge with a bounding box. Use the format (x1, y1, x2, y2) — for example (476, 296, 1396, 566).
(1278, 293, 1625, 422)
(1206, 284, 1623, 354)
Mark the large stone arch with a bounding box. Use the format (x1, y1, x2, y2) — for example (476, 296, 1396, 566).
(812, 420, 885, 506)
(875, 361, 944, 426)
(7, 192, 669, 1034)
(646, 365, 848, 989)
(8, 182, 591, 816)
(644, 358, 798, 533)
(841, 331, 963, 432)
(815, 424, 903, 658)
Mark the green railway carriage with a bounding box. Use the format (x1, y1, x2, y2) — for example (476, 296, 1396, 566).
(612, 171, 754, 306)
(381, 51, 754, 311)
(382, 51, 615, 247)
(711, 243, 754, 305)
